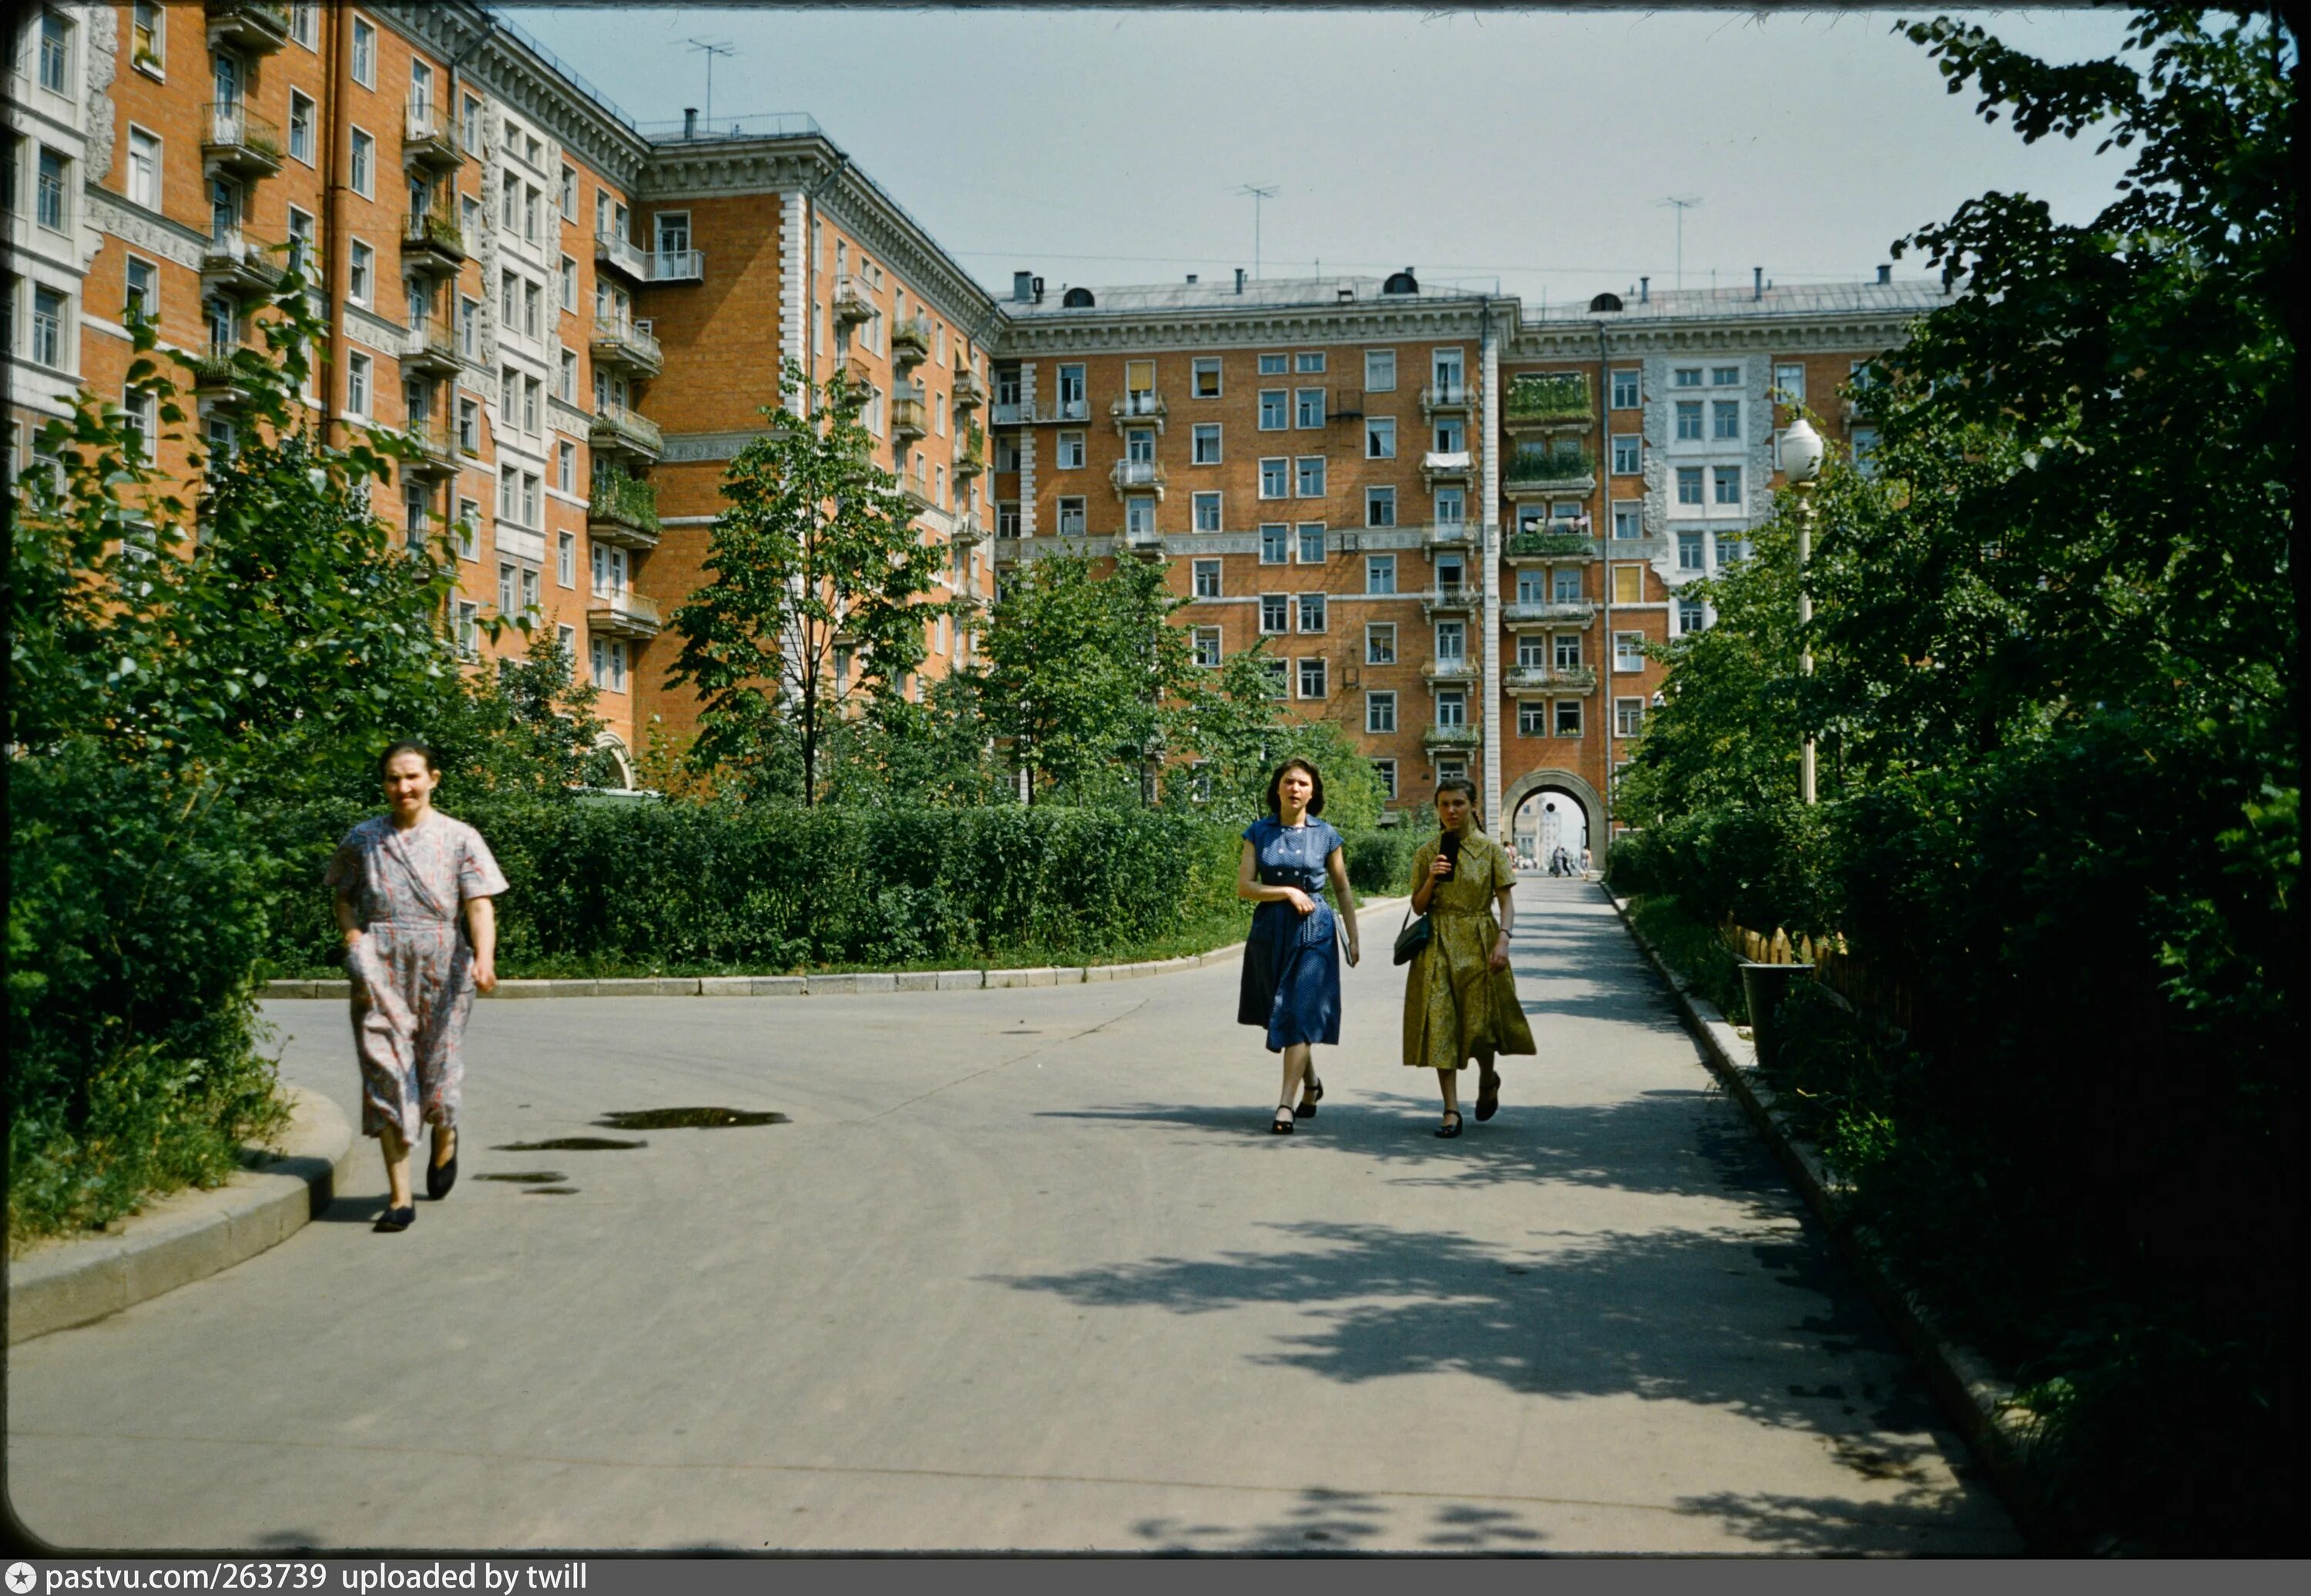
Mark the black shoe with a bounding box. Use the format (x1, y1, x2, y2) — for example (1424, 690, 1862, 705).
(1294, 1074, 1324, 1119)
(426, 1145, 458, 1201)
(1270, 1105, 1296, 1135)
(374, 1205, 416, 1232)
(1434, 1112, 1464, 1139)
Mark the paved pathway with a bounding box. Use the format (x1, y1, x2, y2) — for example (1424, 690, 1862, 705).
(8, 878, 2017, 1552)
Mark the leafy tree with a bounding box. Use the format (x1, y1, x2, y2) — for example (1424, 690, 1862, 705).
(821, 671, 1004, 808)
(667, 361, 955, 804)
(1179, 645, 1385, 828)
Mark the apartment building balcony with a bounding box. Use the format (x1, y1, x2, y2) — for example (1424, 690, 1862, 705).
(891, 385, 928, 447)
(1111, 391, 1167, 433)
(1121, 525, 1165, 558)
(1423, 521, 1477, 552)
(591, 317, 663, 379)
(951, 513, 986, 547)
(1502, 373, 1594, 434)
(988, 400, 1028, 427)
(1110, 459, 1166, 499)
(1424, 724, 1483, 752)
(1327, 388, 1365, 421)
(954, 424, 986, 481)
(401, 418, 461, 478)
(832, 273, 875, 327)
(587, 590, 662, 641)
(832, 358, 874, 404)
(1421, 656, 1479, 684)
(890, 315, 931, 368)
(1501, 447, 1598, 497)
(1420, 449, 1474, 491)
(205, 1, 290, 56)
(1421, 585, 1475, 619)
(402, 312, 462, 377)
(202, 103, 283, 181)
(200, 225, 284, 299)
(1420, 382, 1471, 421)
(401, 206, 467, 274)
(589, 400, 664, 463)
(1503, 528, 1599, 563)
(1034, 397, 1093, 424)
(588, 470, 660, 552)
(595, 230, 649, 283)
(1502, 599, 1598, 628)
(897, 463, 936, 509)
(652, 249, 705, 283)
(1503, 663, 1598, 696)
(951, 368, 987, 413)
(403, 102, 464, 169)
(187, 340, 250, 402)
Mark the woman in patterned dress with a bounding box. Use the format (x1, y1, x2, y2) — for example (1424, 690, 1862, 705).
(1237, 758, 1361, 1134)
(1402, 777, 1535, 1136)
(327, 741, 508, 1232)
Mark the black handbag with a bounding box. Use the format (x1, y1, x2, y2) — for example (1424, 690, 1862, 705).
(1391, 906, 1432, 966)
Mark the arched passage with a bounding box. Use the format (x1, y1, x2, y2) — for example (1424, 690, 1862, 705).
(1501, 768, 1605, 867)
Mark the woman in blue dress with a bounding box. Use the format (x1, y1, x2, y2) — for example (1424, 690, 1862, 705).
(1237, 757, 1361, 1133)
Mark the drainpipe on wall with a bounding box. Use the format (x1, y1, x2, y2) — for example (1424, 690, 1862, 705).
(321, 0, 354, 448)
(1479, 298, 1503, 830)
(1597, 318, 1614, 852)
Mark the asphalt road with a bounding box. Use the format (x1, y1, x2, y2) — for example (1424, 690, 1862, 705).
(7, 877, 2018, 1553)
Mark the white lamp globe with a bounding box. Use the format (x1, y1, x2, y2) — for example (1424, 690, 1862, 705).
(1781, 417, 1825, 484)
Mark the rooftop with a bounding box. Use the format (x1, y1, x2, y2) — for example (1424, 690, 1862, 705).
(1524, 279, 1954, 325)
(1001, 273, 1491, 317)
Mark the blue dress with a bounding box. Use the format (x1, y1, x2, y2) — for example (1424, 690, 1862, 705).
(1237, 816, 1345, 1052)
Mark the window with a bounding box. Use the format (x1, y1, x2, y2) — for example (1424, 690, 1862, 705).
(351, 16, 376, 86)
(38, 13, 70, 94)
(1615, 631, 1646, 672)
(1676, 467, 1704, 505)
(1612, 434, 1641, 475)
(502, 172, 519, 230)
(1612, 501, 1642, 541)
(1679, 599, 1706, 634)
(1258, 353, 1287, 375)
(1365, 417, 1396, 459)
(1296, 524, 1325, 565)
(35, 149, 67, 232)
(1615, 698, 1646, 737)
(1191, 357, 1222, 398)
(1679, 532, 1704, 571)
(1773, 363, 1806, 404)
(522, 474, 541, 525)
(1434, 417, 1466, 454)
(1602, 564, 1646, 609)
(560, 255, 577, 310)
(288, 91, 316, 164)
(124, 257, 156, 324)
(1673, 367, 1702, 388)
(1295, 458, 1327, 498)
(347, 240, 373, 306)
(1298, 657, 1327, 699)
(1851, 429, 1880, 478)
(1054, 364, 1087, 418)
(590, 637, 629, 692)
(1713, 464, 1742, 505)
(292, 2, 319, 49)
(1192, 559, 1222, 598)
(346, 351, 371, 417)
(1555, 699, 1582, 737)
(1365, 555, 1396, 596)
(1055, 497, 1087, 536)
(1296, 351, 1326, 374)
(558, 347, 578, 402)
(1365, 622, 1396, 665)
(1192, 627, 1222, 667)
(349, 129, 373, 197)
(556, 440, 575, 493)
(1611, 368, 1640, 409)
(1191, 423, 1221, 464)
(525, 281, 543, 339)
(1192, 491, 1223, 533)
(1722, 537, 1750, 565)
(1367, 691, 1397, 734)
(525, 186, 541, 243)
(1436, 555, 1466, 593)
(1259, 458, 1288, 498)
(1432, 350, 1466, 399)
(1259, 524, 1289, 564)
(497, 562, 516, 615)
(1366, 486, 1396, 528)
(1436, 691, 1466, 728)
(1262, 659, 1289, 699)
(1258, 391, 1288, 430)
(1055, 431, 1085, 470)
(1555, 633, 1583, 669)
(456, 602, 480, 657)
(131, 0, 163, 69)
(127, 129, 160, 210)
(1712, 365, 1739, 386)
(996, 501, 1021, 538)
(501, 270, 518, 324)
(1434, 487, 1467, 528)
(1516, 569, 1547, 605)
(1365, 349, 1396, 391)
(1295, 388, 1326, 428)
(1519, 702, 1548, 738)
(458, 397, 478, 453)
(560, 165, 576, 220)
(1297, 593, 1327, 633)
(1675, 401, 1702, 441)
(995, 434, 1020, 473)
(455, 498, 479, 560)
(122, 384, 155, 461)
(1259, 595, 1289, 634)
(1435, 620, 1464, 662)
(460, 295, 479, 357)
(500, 366, 518, 420)
(1712, 400, 1741, 441)
(498, 464, 518, 520)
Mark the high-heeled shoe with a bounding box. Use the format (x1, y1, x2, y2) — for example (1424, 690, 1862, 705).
(1294, 1074, 1324, 1119)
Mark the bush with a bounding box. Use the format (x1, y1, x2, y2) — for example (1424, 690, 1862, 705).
(1340, 826, 1424, 897)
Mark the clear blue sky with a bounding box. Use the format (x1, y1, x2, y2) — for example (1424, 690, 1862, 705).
(501, 4, 2145, 306)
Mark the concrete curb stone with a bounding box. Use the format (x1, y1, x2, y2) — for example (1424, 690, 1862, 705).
(7, 1085, 359, 1345)
(1600, 882, 2049, 1547)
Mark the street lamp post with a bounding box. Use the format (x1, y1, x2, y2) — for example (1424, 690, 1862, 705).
(1779, 417, 1825, 806)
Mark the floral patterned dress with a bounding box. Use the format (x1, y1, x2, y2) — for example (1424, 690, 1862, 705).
(1402, 830, 1537, 1071)
(326, 812, 508, 1144)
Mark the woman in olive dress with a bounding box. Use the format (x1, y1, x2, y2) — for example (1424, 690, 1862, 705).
(1403, 777, 1535, 1136)
(1238, 758, 1360, 1133)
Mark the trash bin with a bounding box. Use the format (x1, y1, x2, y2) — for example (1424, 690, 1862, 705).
(1739, 962, 1815, 1073)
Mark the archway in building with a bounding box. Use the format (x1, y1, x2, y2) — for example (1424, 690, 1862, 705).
(1501, 768, 1604, 873)
(587, 733, 636, 790)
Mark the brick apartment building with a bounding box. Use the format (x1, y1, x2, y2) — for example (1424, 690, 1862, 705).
(6, 1, 1934, 842)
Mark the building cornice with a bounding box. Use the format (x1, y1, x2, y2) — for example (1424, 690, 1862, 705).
(995, 297, 1494, 359)
(1514, 310, 1934, 359)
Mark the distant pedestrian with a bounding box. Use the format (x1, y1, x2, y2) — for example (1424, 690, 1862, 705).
(1402, 778, 1536, 1136)
(328, 740, 507, 1232)
(1578, 846, 1593, 877)
(1238, 758, 1360, 1133)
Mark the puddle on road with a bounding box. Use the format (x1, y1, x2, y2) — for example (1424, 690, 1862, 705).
(594, 1108, 787, 1130)
(495, 1136, 648, 1152)
(478, 1171, 566, 1184)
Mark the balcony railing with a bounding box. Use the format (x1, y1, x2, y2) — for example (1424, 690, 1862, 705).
(954, 425, 987, 479)
(1110, 458, 1166, 497)
(187, 339, 250, 399)
(1420, 381, 1471, 418)
(1034, 397, 1092, 424)
(1504, 528, 1599, 562)
(1503, 663, 1598, 694)
(401, 206, 467, 271)
(652, 249, 704, 283)
(203, 102, 284, 178)
(1501, 448, 1598, 492)
(897, 463, 935, 506)
(1504, 373, 1592, 428)
(951, 513, 986, 546)
(1421, 657, 1479, 682)
(891, 385, 927, 444)
(586, 589, 662, 640)
(200, 225, 285, 297)
(402, 311, 461, 374)
(1424, 521, 1477, 550)
(1421, 585, 1475, 616)
(832, 273, 875, 326)
(1420, 449, 1474, 488)
(590, 317, 664, 377)
(205, 1, 290, 55)
(1424, 723, 1483, 750)
(988, 400, 1028, 426)
(589, 400, 664, 461)
(588, 469, 660, 550)
(404, 101, 464, 169)
(1503, 599, 1599, 627)
(951, 368, 987, 411)
(890, 314, 931, 365)
(1112, 391, 1168, 426)
(401, 417, 460, 474)
(594, 230, 649, 282)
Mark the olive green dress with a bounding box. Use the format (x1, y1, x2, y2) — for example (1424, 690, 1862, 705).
(1403, 830, 1538, 1071)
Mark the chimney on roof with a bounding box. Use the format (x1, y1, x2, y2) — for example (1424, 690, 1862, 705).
(1753, 267, 1763, 301)
(1639, 276, 1650, 304)
(683, 107, 697, 139)
(1013, 271, 1033, 303)
(1877, 263, 1892, 285)
(1186, 273, 1197, 285)
(1236, 267, 1246, 294)
(1032, 275, 1045, 303)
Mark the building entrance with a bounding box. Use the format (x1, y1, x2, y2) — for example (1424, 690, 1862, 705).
(1508, 785, 1593, 873)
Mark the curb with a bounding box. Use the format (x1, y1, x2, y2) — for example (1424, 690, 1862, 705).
(260, 897, 1408, 1001)
(1600, 883, 2051, 1548)
(6, 1085, 361, 1346)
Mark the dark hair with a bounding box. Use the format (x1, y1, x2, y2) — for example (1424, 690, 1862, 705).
(1266, 756, 1326, 817)
(1434, 776, 1484, 830)
(377, 739, 440, 780)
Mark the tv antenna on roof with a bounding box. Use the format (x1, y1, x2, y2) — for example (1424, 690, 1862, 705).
(1232, 183, 1278, 280)
(1657, 196, 1702, 290)
(686, 39, 736, 129)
